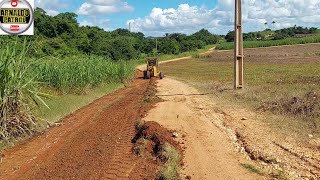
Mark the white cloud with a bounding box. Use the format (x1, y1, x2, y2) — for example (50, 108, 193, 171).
(46, 9, 60, 16)
(86, 0, 122, 6)
(128, 4, 215, 36)
(77, 0, 133, 15)
(128, 0, 320, 36)
(79, 17, 111, 31)
(36, 0, 70, 16)
(36, 0, 67, 10)
(79, 20, 94, 27)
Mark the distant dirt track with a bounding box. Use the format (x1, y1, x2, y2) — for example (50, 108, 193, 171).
(0, 74, 159, 180)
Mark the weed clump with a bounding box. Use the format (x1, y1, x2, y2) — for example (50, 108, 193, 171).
(241, 163, 264, 175)
(156, 144, 180, 180)
(259, 91, 320, 118)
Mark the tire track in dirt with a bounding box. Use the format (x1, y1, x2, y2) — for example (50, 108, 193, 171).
(0, 75, 158, 180)
(102, 125, 138, 179)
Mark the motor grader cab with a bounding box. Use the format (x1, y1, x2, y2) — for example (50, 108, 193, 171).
(143, 57, 164, 79)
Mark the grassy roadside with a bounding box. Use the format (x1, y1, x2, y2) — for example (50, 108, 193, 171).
(160, 44, 320, 138)
(158, 44, 214, 61)
(137, 44, 215, 64)
(34, 83, 123, 124)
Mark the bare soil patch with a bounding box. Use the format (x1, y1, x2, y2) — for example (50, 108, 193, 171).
(143, 77, 264, 179)
(213, 44, 320, 64)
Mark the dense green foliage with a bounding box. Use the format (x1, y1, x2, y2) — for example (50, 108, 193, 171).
(225, 26, 319, 42)
(0, 8, 219, 60)
(225, 29, 273, 42)
(274, 26, 318, 39)
(216, 36, 320, 50)
(33, 56, 135, 93)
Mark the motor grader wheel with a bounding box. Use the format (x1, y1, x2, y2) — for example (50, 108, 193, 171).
(159, 72, 164, 79)
(143, 70, 147, 79)
(146, 71, 151, 79)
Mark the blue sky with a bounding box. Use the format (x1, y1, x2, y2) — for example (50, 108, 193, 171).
(53, 0, 218, 31)
(103, 0, 217, 29)
(37, 0, 320, 36)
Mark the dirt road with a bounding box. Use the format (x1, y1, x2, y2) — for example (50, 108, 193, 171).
(143, 77, 263, 179)
(1, 58, 263, 179)
(0, 76, 159, 180)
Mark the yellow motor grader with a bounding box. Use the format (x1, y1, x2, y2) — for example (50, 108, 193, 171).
(143, 57, 164, 79)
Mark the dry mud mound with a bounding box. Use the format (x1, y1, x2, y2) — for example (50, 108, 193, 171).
(132, 121, 182, 179)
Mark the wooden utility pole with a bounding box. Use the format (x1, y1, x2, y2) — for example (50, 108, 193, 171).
(234, 0, 244, 89)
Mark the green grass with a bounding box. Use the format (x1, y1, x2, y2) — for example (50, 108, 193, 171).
(216, 36, 320, 50)
(161, 45, 320, 138)
(34, 83, 123, 124)
(158, 44, 214, 61)
(157, 143, 181, 180)
(241, 163, 264, 175)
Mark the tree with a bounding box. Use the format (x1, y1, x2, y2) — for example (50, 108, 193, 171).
(264, 22, 268, 29)
(168, 33, 187, 42)
(34, 8, 57, 37)
(180, 40, 205, 52)
(309, 27, 318, 34)
(191, 29, 218, 45)
(159, 39, 180, 54)
(140, 38, 156, 55)
(54, 13, 78, 36)
(110, 37, 139, 60)
(225, 31, 235, 42)
(272, 21, 276, 29)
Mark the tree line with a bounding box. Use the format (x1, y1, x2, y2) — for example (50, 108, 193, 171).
(0, 8, 220, 61)
(225, 26, 319, 42)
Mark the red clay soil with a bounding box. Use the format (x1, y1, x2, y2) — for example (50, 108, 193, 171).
(0, 75, 160, 180)
(132, 121, 182, 159)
